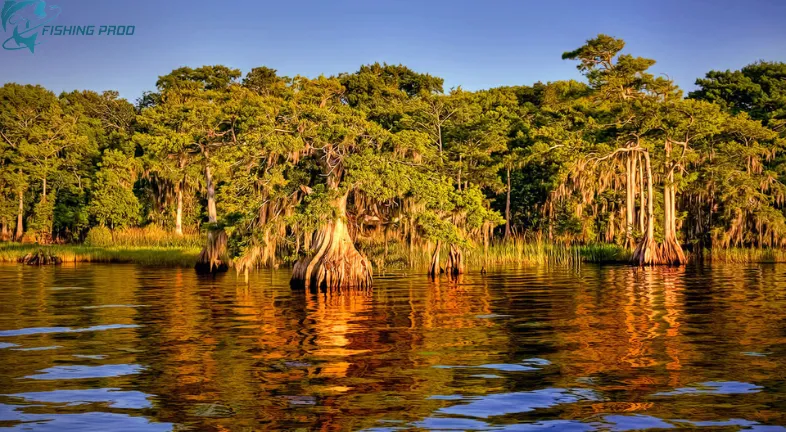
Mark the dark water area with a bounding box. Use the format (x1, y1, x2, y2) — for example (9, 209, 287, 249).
(1, 263, 786, 431)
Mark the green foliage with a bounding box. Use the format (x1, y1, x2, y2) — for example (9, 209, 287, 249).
(415, 211, 463, 245)
(84, 225, 113, 247)
(286, 185, 337, 232)
(27, 198, 54, 242)
(0, 44, 785, 267)
(88, 150, 141, 228)
(690, 61, 786, 131)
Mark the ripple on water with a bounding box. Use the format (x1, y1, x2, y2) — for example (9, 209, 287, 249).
(10, 345, 61, 351)
(6, 388, 153, 409)
(24, 364, 144, 380)
(433, 363, 540, 372)
(411, 418, 594, 431)
(679, 418, 759, 428)
(0, 406, 173, 432)
(73, 354, 108, 360)
(413, 417, 492, 430)
(521, 358, 551, 366)
(435, 388, 599, 418)
(0, 324, 139, 337)
(602, 414, 676, 430)
(653, 381, 763, 396)
(598, 415, 786, 431)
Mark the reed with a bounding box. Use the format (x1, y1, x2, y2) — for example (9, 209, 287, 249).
(358, 238, 632, 271)
(84, 226, 204, 248)
(2, 239, 783, 270)
(707, 248, 786, 264)
(0, 243, 201, 267)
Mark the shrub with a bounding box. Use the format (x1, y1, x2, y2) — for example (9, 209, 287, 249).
(85, 226, 114, 247)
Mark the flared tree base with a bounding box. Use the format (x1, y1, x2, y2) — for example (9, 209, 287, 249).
(632, 235, 687, 266)
(291, 219, 372, 291)
(445, 244, 464, 277)
(195, 230, 230, 274)
(19, 249, 62, 265)
(632, 236, 661, 266)
(428, 241, 442, 278)
(659, 236, 686, 266)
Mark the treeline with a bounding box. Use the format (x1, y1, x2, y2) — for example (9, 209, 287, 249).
(1, 35, 785, 282)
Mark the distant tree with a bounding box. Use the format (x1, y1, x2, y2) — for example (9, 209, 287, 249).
(136, 66, 245, 271)
(0, 84, 87, 242)
(88, 149, 141, 228)
(690, 62, 786, 133)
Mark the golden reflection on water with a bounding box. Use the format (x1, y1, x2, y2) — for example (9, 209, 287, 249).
(1, 264, 786, 431)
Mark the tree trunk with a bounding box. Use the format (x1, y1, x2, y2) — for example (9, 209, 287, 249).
(633, 150, 659, 265)
(445, 244, 464, 277)
(383, 224, 389, 262)
(548, 202, 553, 242)
(428, 240, 442, 278)
(409, 218, 415, 257)
(456, 161, 462, 191)
(504, 166, 512, 240)
(205, 164, 217, 223)
(291, 192, 372, 291)
(42, 177, 47, 203)
(195, 229, 229, 273)
(661, 170, 686, 265)
(175, 185, 183, 236)
(638, 154, 645, 234)
(625, 154, 635, 249)
(15, 190, 24, 242)
(195, 161, 228, 273)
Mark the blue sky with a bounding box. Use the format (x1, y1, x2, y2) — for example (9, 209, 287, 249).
(1, 0, 785, 103)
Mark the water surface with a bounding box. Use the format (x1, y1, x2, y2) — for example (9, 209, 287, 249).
(1, 263, 786, 431)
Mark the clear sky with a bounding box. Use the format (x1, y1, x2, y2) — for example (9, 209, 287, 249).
(1, 0, 785, 103)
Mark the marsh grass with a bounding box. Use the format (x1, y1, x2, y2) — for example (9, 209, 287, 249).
(2, 239, 780, 270)
(358, 238, 632, 271)
(707, 248, 786, 264)
(0, 243, 201, 267)
(85, 226, 204, 248)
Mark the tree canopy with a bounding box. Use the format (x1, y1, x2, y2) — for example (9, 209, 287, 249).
(1, 40, 785, 282)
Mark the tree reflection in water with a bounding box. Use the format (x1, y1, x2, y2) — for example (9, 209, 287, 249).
(0, 264, 786, 430)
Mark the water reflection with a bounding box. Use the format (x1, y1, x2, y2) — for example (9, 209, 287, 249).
(0, 264, 785, 430)
(8, 388, 153, 409)
(25, 364, 144, 380)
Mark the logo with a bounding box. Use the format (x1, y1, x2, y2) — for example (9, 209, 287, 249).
(1, 0, 60, 53)
(2, 0, 135, 54)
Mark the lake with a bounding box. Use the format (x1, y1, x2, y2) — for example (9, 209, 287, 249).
(1, 263, 785, 431)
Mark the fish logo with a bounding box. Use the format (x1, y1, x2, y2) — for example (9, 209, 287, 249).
(2, 0, 60, 53)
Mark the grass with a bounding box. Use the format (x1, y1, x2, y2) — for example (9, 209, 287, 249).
(3, 238, 784, 270)
(359, 238, 632, 271)
(0, 243, 201, 267)
(85, 226, 203, 248)
(706, 247, 786, 264)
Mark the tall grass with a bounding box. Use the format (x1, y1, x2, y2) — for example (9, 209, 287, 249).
(5, 234, 784, 270)
(707, 248, 786, 264)
(85, 226, 204, 248)
(358, 237, 631, 271)
(0, 243, 200, 267)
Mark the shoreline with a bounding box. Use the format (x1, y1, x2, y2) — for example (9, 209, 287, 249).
(4, 243, 786, 269)
(0, 244, 201, 267)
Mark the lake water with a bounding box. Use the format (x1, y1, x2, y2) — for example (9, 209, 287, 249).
(1, 263, 786, 431)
